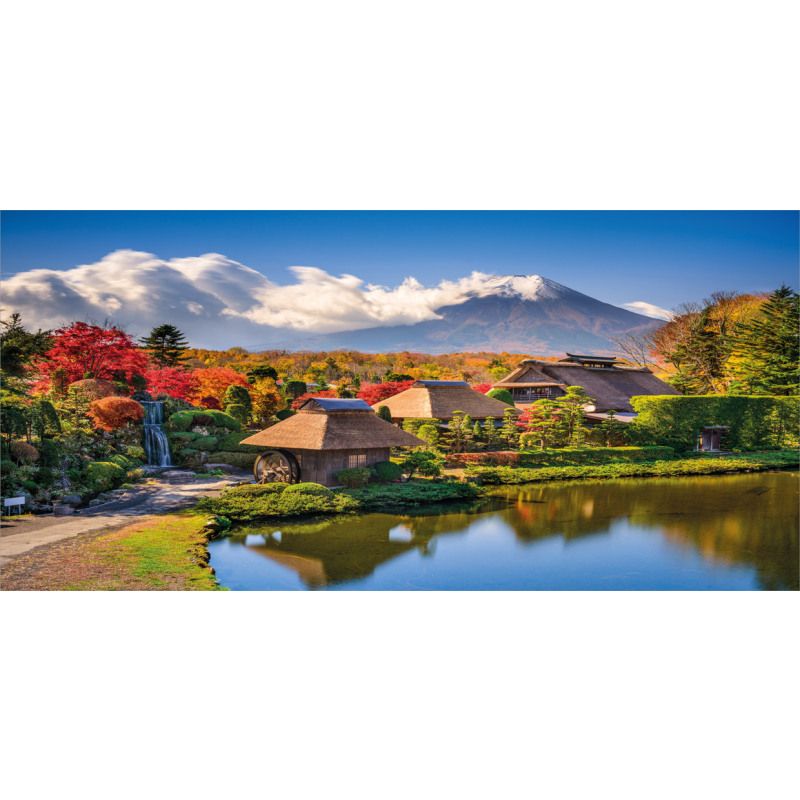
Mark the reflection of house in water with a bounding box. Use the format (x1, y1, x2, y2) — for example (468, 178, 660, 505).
(238, 507, 486, 588)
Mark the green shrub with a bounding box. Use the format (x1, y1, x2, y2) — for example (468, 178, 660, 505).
(125, 445, 147, 461)
(372, 460, 403, 482)
(164, 410, 197, 433)
(224, 483, 288, 497)
(417, 424, 440, 447)
(275, 409, 295, 420)
(284, 482, 333, 496)
(341, 481, 481, 509)
(1, 459, 17, 475)
(202, 410, 241, 431)
(487, 388, 514, 406)
(21, 480, 38, 493)
(335, 467, 372, 488)
(168, 432, 200, 445)
(216, 431, 263, 453)
(225, 403, 249, 426)
(399, 450, 443, 477)
(36, 438, 61, 468)
(197, 485, 357, 521)
(35, 466, 54, 486)
(208, 451, 255, 469)
(107, 453, 133, 470)
(192, 436, 219, 451)
(224, 384, 252, 412)
(402, 418, 442, 434)
(376, 405, 393, 422)
(82, 461, 126, 493)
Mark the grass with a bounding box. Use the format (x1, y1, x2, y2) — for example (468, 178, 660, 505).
(2, 510, 224, 591)
(465, 450, 800, 485)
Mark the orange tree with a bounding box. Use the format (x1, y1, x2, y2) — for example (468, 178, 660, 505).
(88, 397, 145, 431)
(188, 367, 249, 409)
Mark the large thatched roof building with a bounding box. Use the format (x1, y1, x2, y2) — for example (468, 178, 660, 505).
(493, 354, 679, 415)
(372, 380, 521, 424)
(241, 397, 425, 487)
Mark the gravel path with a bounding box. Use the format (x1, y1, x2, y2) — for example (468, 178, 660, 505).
(0, 473, 246, 567)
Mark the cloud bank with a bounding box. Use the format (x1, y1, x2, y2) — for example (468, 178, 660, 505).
(2, 250, 496, 348)
(620, 301, 672, 320)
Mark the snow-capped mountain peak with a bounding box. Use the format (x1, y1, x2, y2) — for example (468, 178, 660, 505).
(475, 274, 568, 301)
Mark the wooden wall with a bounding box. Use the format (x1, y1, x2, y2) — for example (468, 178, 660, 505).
(288, 448, 392, 487)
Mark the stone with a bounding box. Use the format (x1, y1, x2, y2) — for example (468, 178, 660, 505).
(61, 494, 82, 505)
(53, 505, 75, 516)
(89, 498, 103, 507)
(161, 470, 196, 482)
(204, 463, 237, 473)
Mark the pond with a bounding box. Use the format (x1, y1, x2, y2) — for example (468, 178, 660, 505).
(208, 470, 799, 591)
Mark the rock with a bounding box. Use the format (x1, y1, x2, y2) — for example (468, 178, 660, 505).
(89, 498, 103, 507)
(131, 390, 153, 402)
(61, 493, 82, 505)
(53, 505, 75, 516)
(161, 470, 196, 482)
(204, 463, 237, 473)
(204, 517, 221, 532)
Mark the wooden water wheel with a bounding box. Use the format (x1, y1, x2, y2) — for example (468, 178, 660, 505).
(254, 450, 301, 484)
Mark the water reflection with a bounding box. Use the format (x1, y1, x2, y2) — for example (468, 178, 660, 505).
(209, 471, 799, 591)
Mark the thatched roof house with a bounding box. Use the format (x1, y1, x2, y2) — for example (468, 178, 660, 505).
(493, 355, 679, 413)
(241, 397, 425, 487)
(372, 380, 521, 424)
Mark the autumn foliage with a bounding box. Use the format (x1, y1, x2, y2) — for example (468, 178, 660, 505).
(291, 390, 337, 410)
(144, 367, 199, 401)
(68, 378, 119, 401)
(355, 381, 414, 405)
(188, 367, 249, 408)
(472, 383, 492, 394)
(34, 322, 148, 389)
(88, 397, 145, 431)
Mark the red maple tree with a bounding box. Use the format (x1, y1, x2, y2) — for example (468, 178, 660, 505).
(187, 367, 249, 408)
(356, 381, 414, 405)
(472, 383, 492, 394)
(144, 367, 199, 401)
(34, 322, 148, 390)
(290, 390, 337, 410)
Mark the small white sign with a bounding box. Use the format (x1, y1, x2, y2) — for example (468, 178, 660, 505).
(3, 496, 25, 514)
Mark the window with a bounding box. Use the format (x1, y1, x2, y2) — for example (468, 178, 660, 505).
(348, 453, 367, 468)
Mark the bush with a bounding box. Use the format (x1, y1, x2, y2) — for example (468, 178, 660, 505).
(21, 480, 38, 493)
(82, 461, 126, 492)
(224, 483, 288, 497)
(335, 467, 372, 488)
(216, 432, 262, 453)
(192, 436, 219, 451)
(341, 481, 481, 509)
(197, 485, 357, 521)
(10, 441, 40, 465)
(36, 438, 61, 468)
(1, 459, 17, 474)
(417, 424, 440, 447)
(125, 445, 147, 461)
(164, 410, 197, 433)
(224, 384, 252, 410)
(284, 380, 307, 399)
(402, 418, 442, 434)
(88, 397, 145, 431)
(169, 432, 201, 445)
(106, 453, 134, 470)
(372, 460, 403, 482)
(225, 403, 249, 426)
(200, 409, 241, 431)
(208, 451, 256, 469)
(376, 405, 393, 422)
(486, 388, 514, 406)
(35, 466, 54, 485)
(284, 482, 333, 496)
(275, 409, 295, 421)
(399, 450, 443, 477)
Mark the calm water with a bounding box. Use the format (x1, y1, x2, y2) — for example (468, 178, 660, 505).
(208, 471, 799, 591)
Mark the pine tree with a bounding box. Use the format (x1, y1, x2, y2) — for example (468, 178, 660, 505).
(140, 324, 190, 367)
(554, 386, 593, 447)
(501, 408, 520, 448)
(728, 285, 799, 395)
(445, 411, 473, 453)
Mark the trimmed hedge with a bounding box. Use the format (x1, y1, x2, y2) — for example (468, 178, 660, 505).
(402, 417, 442, 434)
(284, 482, 333, 497)
(169, 432, 201, 444)
(164, 409, 243, 434)
(224, 483, 288, 497)
(372, 460, 403, 482)
(200, 410, 241, 431)
(630, 395, 799, 451)
(486, 388, 514, 406)
(216, 431, 263, 453)
(191, 436, 219, 451)
(336, 467, 372, 488)
(208, 451, 257, 469)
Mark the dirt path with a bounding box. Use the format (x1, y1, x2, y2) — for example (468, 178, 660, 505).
(0, 473, 245, 566)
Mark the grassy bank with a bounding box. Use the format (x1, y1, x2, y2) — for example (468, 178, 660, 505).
(1, 511, 223, 591)
(465, 451, 799, 485)
(196, 480, 482, 523)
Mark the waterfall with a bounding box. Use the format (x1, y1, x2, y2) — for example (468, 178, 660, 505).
(141, 401, 173, 467)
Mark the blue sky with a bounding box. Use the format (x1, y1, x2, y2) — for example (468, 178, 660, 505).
(2, 210, 797, 307)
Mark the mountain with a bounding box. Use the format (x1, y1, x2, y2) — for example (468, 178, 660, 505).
(266, 275, 661, 355)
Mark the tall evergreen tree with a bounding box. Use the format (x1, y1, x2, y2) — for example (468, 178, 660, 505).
(0, 312, 52, 379)
(728, 285, 799, 395)
(140, 324, 190, 367)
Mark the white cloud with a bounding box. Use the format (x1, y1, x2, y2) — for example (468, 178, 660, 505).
(620, 301, 672, 320)
(2, 249, 494, 349)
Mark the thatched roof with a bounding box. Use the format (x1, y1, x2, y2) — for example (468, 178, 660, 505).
(241, 397, 426, 450)
(494, 358, 679, 412)
(372, 380, 521, 421)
